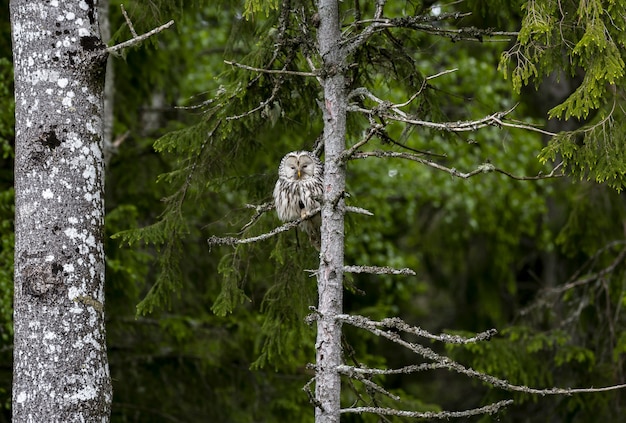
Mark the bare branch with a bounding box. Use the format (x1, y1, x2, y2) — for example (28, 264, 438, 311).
(338, 314, 496, 344)
(341, 400, 514, 419)
(337, 313, 626, 396)
(351, 151, 565, 180)
(337, 363, 450, 376)
(207, 208, 320, 249)
(224, 60, 317, 77)
(239, 202, 274, 233)
(339, 368, 401, 401)
(342, 11, 479, 54)
(107, 20, 175, 54)
(343, 266, 416, 276)
(347, 91, 558, 137)
(120, 4, 138, 38)
(345, 206, 374, 216)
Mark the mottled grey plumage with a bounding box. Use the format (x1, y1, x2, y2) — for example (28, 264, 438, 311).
(273, 151, 324, 250)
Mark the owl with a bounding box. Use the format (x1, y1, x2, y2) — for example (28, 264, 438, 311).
(273, 151, 324, 250)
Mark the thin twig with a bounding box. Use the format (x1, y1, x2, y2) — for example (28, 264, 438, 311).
(107, 20, 175, 54)
(224, 60, 317, 77)
(351, 151, 565, 180)
(239, 202, 274, 233)
(120, 4, 138, 38)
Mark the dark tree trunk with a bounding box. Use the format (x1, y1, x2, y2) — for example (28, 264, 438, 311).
(10, 0, 112, 421)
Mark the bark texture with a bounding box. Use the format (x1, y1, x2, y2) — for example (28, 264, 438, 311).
(10, 0, 112, 421)
(316, 0, 346, 421)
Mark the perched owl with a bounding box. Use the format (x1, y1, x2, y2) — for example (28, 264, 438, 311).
(273, 151, 324, 250)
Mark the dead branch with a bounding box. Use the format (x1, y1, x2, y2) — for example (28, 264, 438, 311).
(337, 363, 450, 376)
(347, 89, 558, 136)
(208, 208, 321, 249)
(224, 60, 317, 77)
(341, 400, 514, 419)
(107, 19, 174, 54)
(338, 313, 626, 396)
(120, 4, 138, 38)
(239, 202, 275, 233)
(343, 266, 416, 276)
(337, 314, 496, 344)
(351, 150, 565, 180)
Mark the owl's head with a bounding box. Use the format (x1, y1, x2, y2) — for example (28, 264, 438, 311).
(278, 151, 322, 181)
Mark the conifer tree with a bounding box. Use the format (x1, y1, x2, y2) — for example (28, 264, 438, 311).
(114, 0, 626, 420)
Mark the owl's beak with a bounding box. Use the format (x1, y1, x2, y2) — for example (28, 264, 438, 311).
(297, 169, 301, 179)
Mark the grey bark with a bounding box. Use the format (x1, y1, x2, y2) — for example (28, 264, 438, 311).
(316, 0, 347, 422)
(10, 0, 112, 421)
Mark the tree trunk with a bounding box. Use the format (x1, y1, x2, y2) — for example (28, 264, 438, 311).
(10, 0, 112, 421)
(316, 1, 346, 422)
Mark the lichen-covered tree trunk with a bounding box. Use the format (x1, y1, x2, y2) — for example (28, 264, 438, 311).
(316, 0, 346, 421)
(10, 0, 112, 421)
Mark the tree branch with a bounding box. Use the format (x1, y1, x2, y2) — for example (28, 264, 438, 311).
(343, 266, 416, 276)
(207, 208, 321, 249)
(337, 313, 626, 396)
(341, 400, 514, 419)
(224, 60, 317, 77)
(351, 151, 565, 180)
(347, 90, 558, 136)
(337, 314, 497, 344)
(107, 20, 175, 54)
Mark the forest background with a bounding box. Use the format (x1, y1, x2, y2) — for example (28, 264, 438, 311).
(2, 0, 626, 421)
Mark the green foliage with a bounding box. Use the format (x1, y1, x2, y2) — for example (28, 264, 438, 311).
(501, 0, 626, 190)
(539, 113, 626, 191)
(243, 0, 280, 19)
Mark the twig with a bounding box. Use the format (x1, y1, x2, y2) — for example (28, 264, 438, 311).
(107, 20, 175, 54)
(224, 60, 317, 77)
(351, 151, 564, 180)
(120, 4, 138, 38)
(345, 206, 374, 216)
(302, 377, 324, 411)
(343, 266, 416, 276)
(239, 202, 274, 233)
(341, 400, 514, 418)
(340, 368, 401, 401)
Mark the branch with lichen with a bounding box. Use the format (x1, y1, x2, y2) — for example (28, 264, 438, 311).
(327, 312, 626, 396)
(106, 7, 174, 54)
(351, 150, 565, 181)
(341, 400, 514, 419)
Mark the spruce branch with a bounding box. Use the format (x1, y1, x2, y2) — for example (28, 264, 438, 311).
(107, 19, 174, 54)
(341, 400, 514, 419)
(351, 151, 565, 181)
(343, 266, 416, 276)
